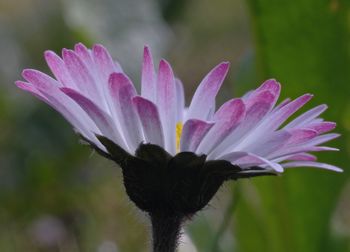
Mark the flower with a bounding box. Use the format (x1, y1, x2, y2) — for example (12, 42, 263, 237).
(16, 43, 342, 250)
(16, 43, 341, 173)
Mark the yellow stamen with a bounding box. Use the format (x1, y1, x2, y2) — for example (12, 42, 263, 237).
(176, 122, 183, 153)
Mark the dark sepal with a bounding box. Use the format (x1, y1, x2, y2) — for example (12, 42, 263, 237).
(120, 143, 253, 217)
(77, 133, 113, 160)
(225, 166, 277, 180)
(135, 143, 172, 167)
(96, 135, 132, 166)
(85, 139, 277, 217)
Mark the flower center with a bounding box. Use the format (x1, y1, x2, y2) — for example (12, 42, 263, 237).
(176, 122, 183, 153)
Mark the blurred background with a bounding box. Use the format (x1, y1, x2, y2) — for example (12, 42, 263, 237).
(0, 0, 349, 251)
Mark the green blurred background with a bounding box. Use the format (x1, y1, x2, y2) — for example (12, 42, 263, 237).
(0, 0, 349, 251)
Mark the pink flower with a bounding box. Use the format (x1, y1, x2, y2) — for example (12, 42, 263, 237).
(16, 43, 341, 174)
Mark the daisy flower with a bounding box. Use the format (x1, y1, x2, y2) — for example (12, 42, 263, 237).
(16, 43, 341, 252)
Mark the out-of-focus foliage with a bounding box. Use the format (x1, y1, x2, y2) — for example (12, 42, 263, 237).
(157, 0, 187, 22)
(0, 0, 349, 251)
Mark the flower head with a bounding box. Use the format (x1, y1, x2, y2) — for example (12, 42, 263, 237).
(16, 43, 341, 217)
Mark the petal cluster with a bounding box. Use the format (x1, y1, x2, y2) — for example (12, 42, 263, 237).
(16, 43, 342, 174)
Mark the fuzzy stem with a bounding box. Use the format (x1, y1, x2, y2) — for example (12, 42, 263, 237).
(150, 213, 183, 252)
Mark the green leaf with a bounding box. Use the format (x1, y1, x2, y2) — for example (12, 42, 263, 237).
(235, 1, 350, 252)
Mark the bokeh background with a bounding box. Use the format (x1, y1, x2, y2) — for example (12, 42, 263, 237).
(0, 0, 349, 251)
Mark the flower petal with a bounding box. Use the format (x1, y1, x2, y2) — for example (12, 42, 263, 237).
(187, 62, 230, 120)
(271, 152, 317, 163)
(304, 133, 340, 146)
(157, 59, 177, 154)
(109, 73, 144, 151)
(273, 98, 291, 111)
(265, 94, 314, 130)
(133, 96, 165, 148)
(210, 91, 276, 158)
(15, 81, 47, 101)
(285, 128, 318, 145)
(270, 145, 339, 160)
(22, 69, 62, 89)
(233, 153, 284, 172)
(74, 43, 95, 72)
(196, 98, 245, 155)
(40, 89, 104, 150)
(141, 46, 157, 103)
(175, 78, 185, 123)
(93, 44, 123, 82)
(284, 104, 327, 129)
(61, 87, 128, 150)
(282, 161, 343, 172)
(247, 79, 281, 107)
(256, 79, 281, 93)
(180, 119, 214, 152)
(232, 94, 313, 152)
(62, 49, 105, 108)
(306, 121, 336, 134)
(18, 75, 104, 150)
(286, 153, 317, 161)
(244, 130, 292, 157)
(44, 50, 77, 88)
